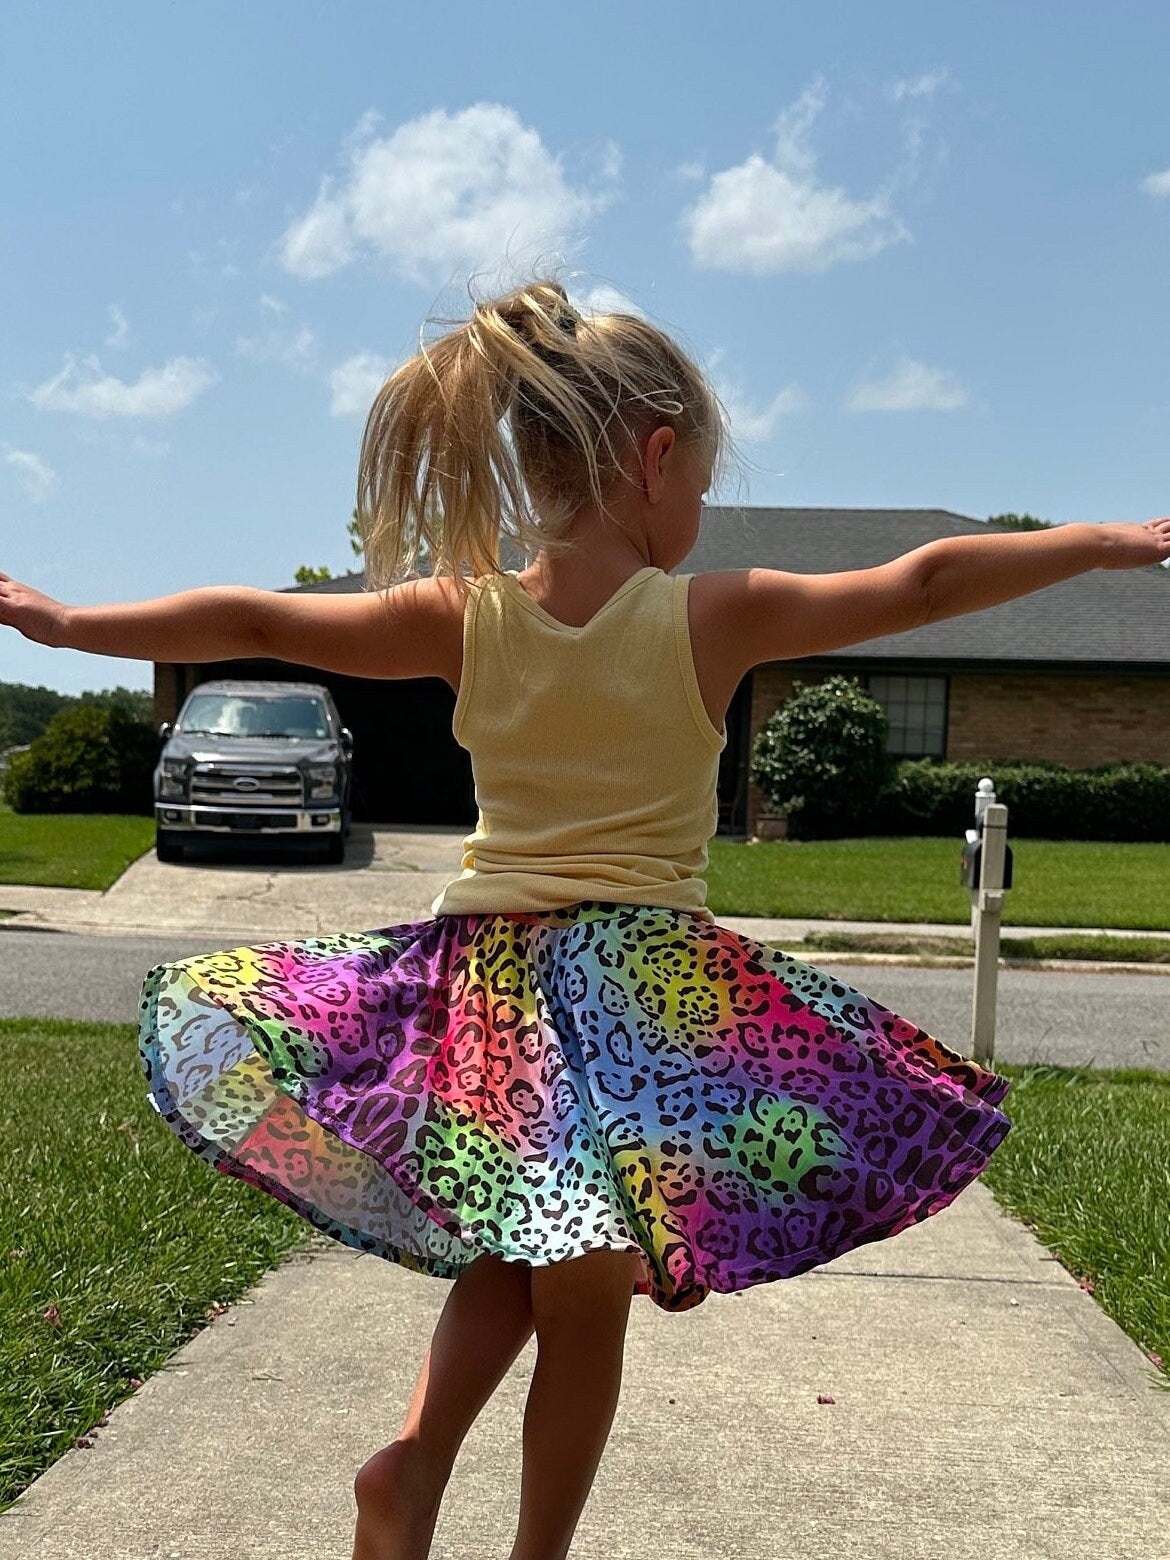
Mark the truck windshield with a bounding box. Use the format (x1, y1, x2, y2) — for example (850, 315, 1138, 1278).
(177, 693, 331, 740)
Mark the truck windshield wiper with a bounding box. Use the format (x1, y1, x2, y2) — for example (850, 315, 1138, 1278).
(177, 727, 325, 739)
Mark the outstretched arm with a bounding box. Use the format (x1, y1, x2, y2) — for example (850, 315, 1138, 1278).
(0, 570, 454, 680)
(0, 573, 268, 661)
(724, 517, 1170, 671)
(921, 517, 1170, 620)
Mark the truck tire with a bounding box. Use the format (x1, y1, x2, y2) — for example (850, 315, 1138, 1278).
(156, 829, 185, 864)
(322, 833, 345, 865)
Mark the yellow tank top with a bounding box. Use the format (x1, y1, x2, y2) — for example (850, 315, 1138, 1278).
(429, 565, 727, 924)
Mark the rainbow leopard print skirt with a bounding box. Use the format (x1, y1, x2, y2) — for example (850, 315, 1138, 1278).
(138, 901, 1013, 1313)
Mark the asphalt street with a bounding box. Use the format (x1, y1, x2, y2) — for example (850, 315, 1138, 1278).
(1, 925, 1166, 1072)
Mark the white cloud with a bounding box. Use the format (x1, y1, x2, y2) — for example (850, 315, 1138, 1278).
(28, 353, 218, 418)
(187, 237, 242, 280)
(682, 78, 908, 274)
(569, 282, 645, 318)
(278, 103, 617, 287)
(846, 357, 966, 412)
(716, 381, 806, 443)
(104, 305, 130, 348)
(2, 444, 58, 502)
(598, 140, 622, 182)
(674, 159, 706, 183)
(236, 324, 317, 368)
(890, 68, 949, 102)
(1141, 167, 1170, 198)
(329, 352, 392, 418)
(236, 296, 316, 371)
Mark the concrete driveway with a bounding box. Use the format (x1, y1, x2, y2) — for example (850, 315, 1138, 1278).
(1, 823, 467, 940)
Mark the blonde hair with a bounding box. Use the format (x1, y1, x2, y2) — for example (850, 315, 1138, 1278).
(355, 277, 728, 601)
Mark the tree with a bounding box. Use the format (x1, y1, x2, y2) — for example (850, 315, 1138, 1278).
(0, 682, 74, 750)
(347, 506, 364, 560)
(986, 512, 1054, 530)
(0, 681, 150, 751)
(76, 684, 154, 724)
(295, 510, 365, 585)
(296, 505, 434, 586)
(749, 675, 896, 839)
(3, 699, 156, 814)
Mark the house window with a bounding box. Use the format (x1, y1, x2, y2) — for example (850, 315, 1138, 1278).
(864, 674, 948, 758)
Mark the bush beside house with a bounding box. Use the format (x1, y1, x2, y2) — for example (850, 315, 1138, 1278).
(871, 757, 1170, 842)
(751, 675, 1170, 843)
(749, 675, 896, 839)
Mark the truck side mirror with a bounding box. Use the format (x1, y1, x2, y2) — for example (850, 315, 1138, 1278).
(339, 728, 353, 753)
(158, 721, 173, 742)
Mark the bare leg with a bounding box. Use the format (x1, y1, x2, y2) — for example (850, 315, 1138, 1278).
(353, 1249, 534, 1560)
(508, 1248, 643, 1560)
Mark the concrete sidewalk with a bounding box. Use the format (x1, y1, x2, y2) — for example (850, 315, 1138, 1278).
(2, 823, 1168, 951)
(2, 1182, 1166, 1559)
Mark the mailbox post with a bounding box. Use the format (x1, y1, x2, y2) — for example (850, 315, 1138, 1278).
(958, 778, 1013, 1068)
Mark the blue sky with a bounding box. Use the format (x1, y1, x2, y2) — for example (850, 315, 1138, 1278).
(4, 0, 1170, 696)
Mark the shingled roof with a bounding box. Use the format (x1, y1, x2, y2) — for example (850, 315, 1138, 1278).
(686, 507, 1169, 673)
(283, 507, 1170, 673)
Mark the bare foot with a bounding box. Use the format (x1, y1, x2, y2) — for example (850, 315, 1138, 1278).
(352, 1439, 451, 1560)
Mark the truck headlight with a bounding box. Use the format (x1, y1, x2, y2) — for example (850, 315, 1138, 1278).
(158, 759, 187, 799)
(306, 764, 338, 799)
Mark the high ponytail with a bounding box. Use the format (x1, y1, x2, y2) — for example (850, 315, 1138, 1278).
(355, 276, 727, 601)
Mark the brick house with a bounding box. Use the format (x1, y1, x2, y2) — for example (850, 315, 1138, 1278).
(152, 507, 1170, 837)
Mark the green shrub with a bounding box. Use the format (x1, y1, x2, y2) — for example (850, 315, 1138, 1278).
(869, 757, 1170, 842)
(749, 675, 896, 839)
(2, 701, 157, 814)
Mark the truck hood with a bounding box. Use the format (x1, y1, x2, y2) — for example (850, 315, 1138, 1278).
(162, 736, 340, 765)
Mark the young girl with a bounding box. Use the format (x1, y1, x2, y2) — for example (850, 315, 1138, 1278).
(3, 278, 1168, 1560)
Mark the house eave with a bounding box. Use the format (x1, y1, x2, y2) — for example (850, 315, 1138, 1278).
(771, 655, 1170, 679)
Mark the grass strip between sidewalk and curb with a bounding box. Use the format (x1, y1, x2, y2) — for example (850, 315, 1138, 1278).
(783, 930, 1170, 966)
(1, 1019, 1167, 1512)
(0, 1017, 311, 1513)
(977, 1064, 1169, 1394)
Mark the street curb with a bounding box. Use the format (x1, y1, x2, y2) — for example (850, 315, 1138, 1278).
(778, 950, 1170, 977)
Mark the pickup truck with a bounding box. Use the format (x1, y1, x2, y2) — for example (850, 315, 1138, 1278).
(154, 678, 354, 864)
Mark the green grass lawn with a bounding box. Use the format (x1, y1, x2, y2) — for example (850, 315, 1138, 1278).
(706, 835, 1170, 930)
(979, 1064, 1169, 1390)
(0, 808, 155, 891)
(1, 1018, 1166, 1511)
(0, 1018, 310, 1511)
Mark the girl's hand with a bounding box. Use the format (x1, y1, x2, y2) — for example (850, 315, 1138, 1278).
(0, 572, 71, 648)
(1095, 517, 1170, 570)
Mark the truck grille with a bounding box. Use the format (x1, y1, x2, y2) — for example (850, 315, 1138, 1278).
(190, 765, 304, 808)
